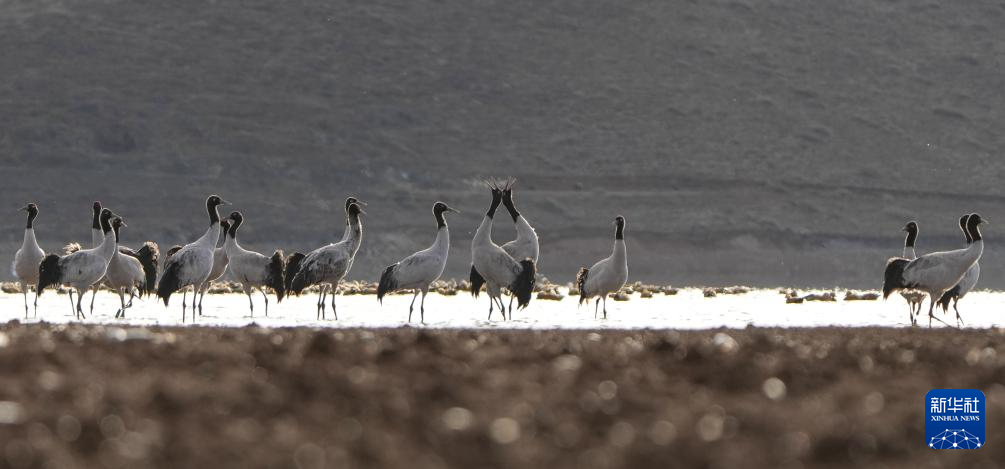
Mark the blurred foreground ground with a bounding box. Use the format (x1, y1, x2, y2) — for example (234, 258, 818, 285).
(0, 324, 1002, 468)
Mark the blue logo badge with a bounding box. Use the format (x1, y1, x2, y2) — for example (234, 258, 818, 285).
(926, 389, 985, 449)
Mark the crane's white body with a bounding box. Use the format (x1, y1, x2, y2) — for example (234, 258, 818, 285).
(295, 213, 362, 319)
(224, 217, 282, 317)
(471, 213, 525, 320)
(13, 223, 45, 317)
(378, 207, 452, 322)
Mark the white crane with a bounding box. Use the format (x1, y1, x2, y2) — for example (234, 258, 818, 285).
(12, 203, 45, 318)
(223, 211, 286, 317)
(938, 214, 980, 326)
(290, 202, 365, 319)
(884, 213, 985, 327)
(285, 197, 363, 315)
(105, 217, 159, 318)
(576, 216, 628, 319)
(470, 183, 536, 320)
(37, 209, 120, 320)
(156, 195, 229, 321)
(377, 202, 458, 322)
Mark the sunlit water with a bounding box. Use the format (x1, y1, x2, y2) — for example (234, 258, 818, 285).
(1, 288, 1001, 329)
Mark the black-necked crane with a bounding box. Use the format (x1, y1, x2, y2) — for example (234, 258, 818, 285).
(156, 195, 229, 321)
(470, 184, 536, 320)
(898, 221, 924, 325)
(105, 217, 159, 318)
(884, 213, 985, 327)
(12, 203, 45, 318)
(37, 209, 119, 320)
(576, 216, 628, 319)
(377, 202, 458, 322)
(223, 211, 286, 317)
(195, 218, 231, 314)
(285, 197, 363, 314)
(938, 214, 980, 326)
(470, 179, 540, 317)
(290, 202, 365, 319)
(86, 202, 103, 315)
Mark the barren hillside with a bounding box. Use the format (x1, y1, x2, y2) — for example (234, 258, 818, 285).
(1, 0, 1003, 288)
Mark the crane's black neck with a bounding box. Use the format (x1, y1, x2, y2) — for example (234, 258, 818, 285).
(228, 217, 242, 239)
(435, 209, 447, 228)
(968, 217, 983, 242)
(503, 193, 520, 222)
(25, 206, 38, 229)
(486, 193, 502, 219)
(207, 200, 220, 225)
(100, 212, 113, 235)
(112, 223, 121, 243)
(92, 204, 101, 230)
(904, 228, 917, 248)
(615, 218, 625, 240)
(959, 216, 972, 245)
(344, 198, 358, 226)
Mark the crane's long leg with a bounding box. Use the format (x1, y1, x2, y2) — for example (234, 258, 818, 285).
(594, 297, 601, 319)
(603, 295, 609, 319)
(331, 282, 339, 320)
(408, 290, 419, 322)
(927, 295, 950, 328)
(68, 289, 76, 317)
(491, 295, 506, 320)
(198, 284, 208, 316)
(245, 285, 254, 318)
(507, 294, 515, 320)
(21, 283, 28, 320)
(89, 285, 98, 315)
(116, 288, 126, 319)
(906, 300, 914, 326)
(192, 284, 199, 320)
(953, 299, 965, 327)
(317, 284, 327, 320)
(32, 286, 38, 318)
(420, 289, 428, 324)
(258, 288, 269, 317)
(76, 288, 86, 320)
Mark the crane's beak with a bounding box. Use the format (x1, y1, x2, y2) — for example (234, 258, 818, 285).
(220, 199, 232, 206)
(355, 200, 368, 207)
(17, 206, 28, 213)
(447, 206, 460, 214)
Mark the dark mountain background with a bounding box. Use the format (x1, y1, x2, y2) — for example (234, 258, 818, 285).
(2, 0, 1003, 288)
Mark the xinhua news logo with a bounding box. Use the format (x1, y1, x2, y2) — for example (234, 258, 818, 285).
(926, 389, 985, 449)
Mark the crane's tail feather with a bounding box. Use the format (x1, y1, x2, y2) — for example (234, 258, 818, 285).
(509, 259, 536, 310)
(62, 242, 82, 256)
(469, 265, 485, 298)
(157, 258, 184, 306)
(37, 254, 62, 295)
(377, 264, 398, 303)
(283, 252, 306, 296)
(135, 242, 160, 297)
(882, 257, 911, 299)
(268, 250, 286, 302)
(937, 284, 960, 312)
(576, 267, 590, 304)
